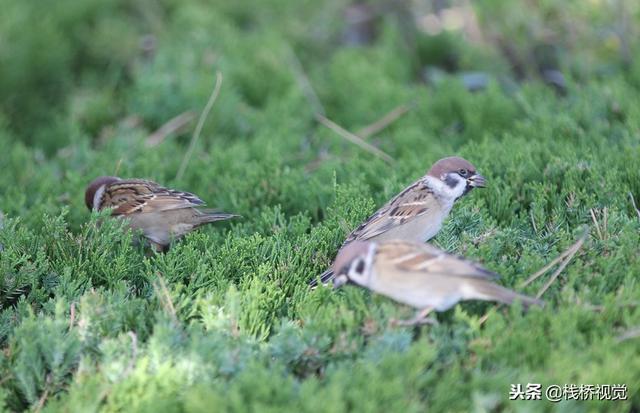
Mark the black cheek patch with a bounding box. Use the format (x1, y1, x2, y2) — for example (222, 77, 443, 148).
(444, 174, 460, 189)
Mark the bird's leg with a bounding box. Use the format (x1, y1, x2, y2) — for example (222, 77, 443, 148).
(391, 307, 438, 327)
(150, 241, 169, 253)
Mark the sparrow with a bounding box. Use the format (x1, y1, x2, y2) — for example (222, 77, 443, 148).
(311, 156, 486, 286)
(332, 239, 542, 325)
(84, 176, 238, 251)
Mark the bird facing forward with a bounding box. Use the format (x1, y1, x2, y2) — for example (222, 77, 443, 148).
(332, 239, 542, 325)
(311, 156, 486, 286)
(84, 176, 238, 251)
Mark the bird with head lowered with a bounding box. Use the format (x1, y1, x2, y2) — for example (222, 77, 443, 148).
(85, 176, 238, 252)
(332, 239, 542, 325)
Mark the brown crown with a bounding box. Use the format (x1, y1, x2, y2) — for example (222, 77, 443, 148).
(427, 156, 477, 179)
(84, 176, 120, 210)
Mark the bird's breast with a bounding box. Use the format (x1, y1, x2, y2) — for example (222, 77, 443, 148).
(374, 209, 447, 243)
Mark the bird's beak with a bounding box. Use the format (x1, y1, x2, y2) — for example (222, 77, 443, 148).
(468, 174, 486, 188)
(333, 274, 349, 289)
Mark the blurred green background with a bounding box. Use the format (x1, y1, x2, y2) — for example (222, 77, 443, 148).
(0, 0, 639, 411)
(2, 0, 638, 153)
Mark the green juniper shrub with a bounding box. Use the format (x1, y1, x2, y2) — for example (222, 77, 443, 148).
(0, 0, 639, 411)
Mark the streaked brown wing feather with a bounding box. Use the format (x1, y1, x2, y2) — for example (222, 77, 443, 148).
(376, 240, 497, 279)
(343, 179, 435, 244)
(102, 179, 205, 216)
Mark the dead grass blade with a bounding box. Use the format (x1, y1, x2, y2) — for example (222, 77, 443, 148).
(69, 302, 75, 329)
(629, 192, 640, 220)
(589, 207, 610, 241)
(616, 326, 640, 343)
(287, 46, 325, 116)
(478, 311, 492, 326)
(34, 375, 52, 413)
(146, 111, 196, 147)
(113, 158, 123, 176)
(316, 114, 395, 164)
(154, 273, 178, 325)
(521, 228, 588, 289)
(124, 331, 138, 376)
(176, 71, 223, 181)
(535, 239, 582, 299)
(356, 104, 412, 139)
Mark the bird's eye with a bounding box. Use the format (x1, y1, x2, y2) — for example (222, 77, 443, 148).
(458, 169, 468, 176)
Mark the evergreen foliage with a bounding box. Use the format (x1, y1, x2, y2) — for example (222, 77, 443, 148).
(0, 0, 639, 411)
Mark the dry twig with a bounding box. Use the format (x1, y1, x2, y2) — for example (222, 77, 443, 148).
(316, 114, 395, 164)
(176, 71, 223, 181)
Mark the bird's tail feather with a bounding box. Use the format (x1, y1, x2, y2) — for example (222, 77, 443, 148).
(309, 269, 335, 288)
(471, 281, 543, 309)
(197, 210, 240, 224)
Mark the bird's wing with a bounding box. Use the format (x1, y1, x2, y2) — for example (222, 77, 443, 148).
(101, 179, 205, 216)
(375, 240, 498, 280)
(343, 179, 437, 244)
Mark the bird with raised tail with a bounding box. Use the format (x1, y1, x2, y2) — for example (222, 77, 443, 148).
(311, 156, 486, 287)
(332, 239, 542, 325)
(84, 176, 238, 252)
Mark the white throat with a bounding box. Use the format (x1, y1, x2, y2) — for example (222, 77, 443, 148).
(424, 174, 466, 205)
